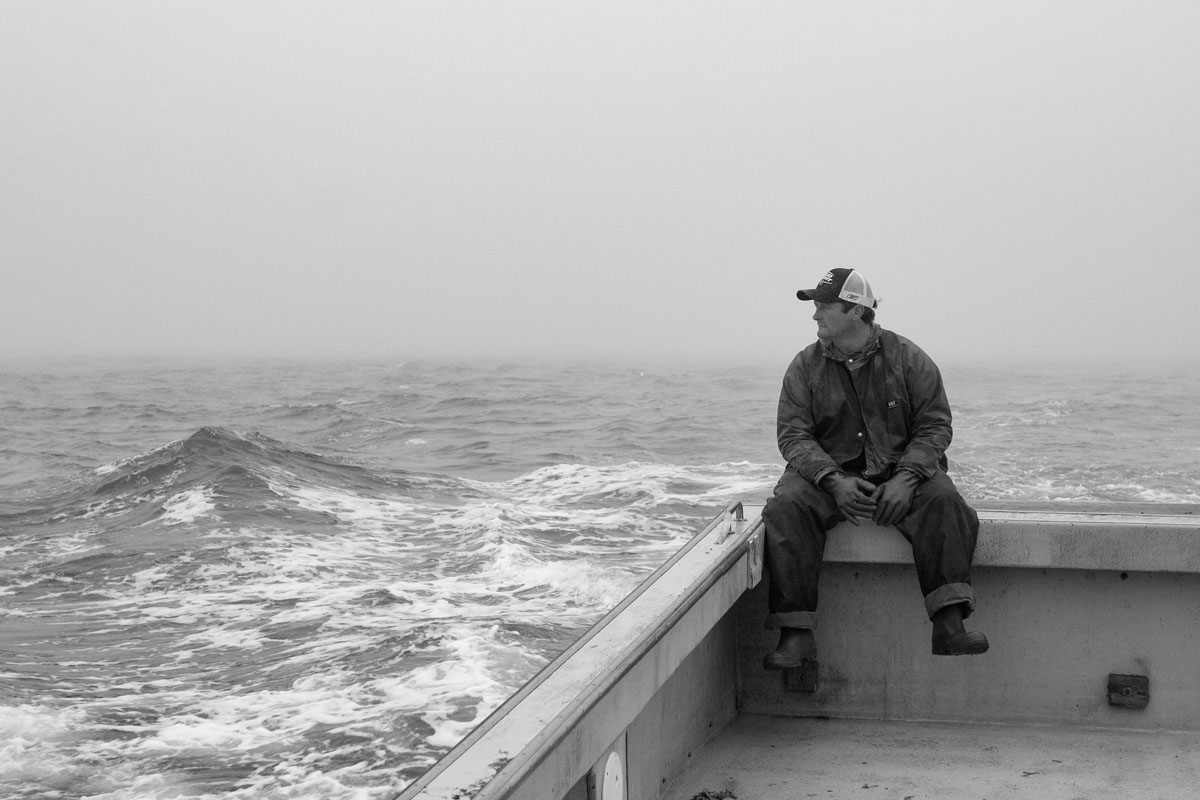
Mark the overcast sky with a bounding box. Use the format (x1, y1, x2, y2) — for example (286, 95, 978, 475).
(2, 1, 1198, 366)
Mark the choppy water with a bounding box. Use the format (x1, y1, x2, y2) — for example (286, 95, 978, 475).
(1, 357, 1196, 799)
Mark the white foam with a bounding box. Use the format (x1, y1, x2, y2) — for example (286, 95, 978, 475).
(268, 478, 418, 535)
(159, 488, 216, 525)
(374, 624, 530, 749)
(0, 704, 93, 793)
(84, 498, 120, 517)
(147, 719, 250, 750)
(494, 460, 776, 512)
(137, 605, 202, 625)
(178, 626, 265, 650)
(126, 564, 177, 592)
(0, 703, 86, 740)
(476, 540, 639, 610)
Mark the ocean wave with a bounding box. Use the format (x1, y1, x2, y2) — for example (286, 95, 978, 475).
(6, 427, 449, 530)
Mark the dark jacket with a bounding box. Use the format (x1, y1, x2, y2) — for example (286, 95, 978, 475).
(777, 327, 953, 485)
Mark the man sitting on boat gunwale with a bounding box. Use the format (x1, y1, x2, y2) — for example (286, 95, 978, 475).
(762, 268, 988, 669)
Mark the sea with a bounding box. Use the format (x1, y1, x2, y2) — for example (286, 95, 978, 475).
(2, 357, 1197, 800)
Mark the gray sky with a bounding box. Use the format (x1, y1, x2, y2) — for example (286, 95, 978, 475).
(2, 1, 1198, 366)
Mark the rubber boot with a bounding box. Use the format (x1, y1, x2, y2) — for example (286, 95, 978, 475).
(931, 602, 989, 656)
(763, 627, 817, 670)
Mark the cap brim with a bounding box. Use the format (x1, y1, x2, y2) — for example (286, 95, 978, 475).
(796, 287, 838, 302)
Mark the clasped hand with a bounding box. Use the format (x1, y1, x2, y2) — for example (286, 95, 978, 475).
(825, 473, 916, 527)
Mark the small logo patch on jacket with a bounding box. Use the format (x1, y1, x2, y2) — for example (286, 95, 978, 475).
(887, 400, 899, 409)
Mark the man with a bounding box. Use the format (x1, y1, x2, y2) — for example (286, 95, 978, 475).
(762, 268, 988, 670)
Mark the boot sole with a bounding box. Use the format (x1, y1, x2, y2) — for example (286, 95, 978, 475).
(932, 634, 990, 656)
(762, 651, 818, 671)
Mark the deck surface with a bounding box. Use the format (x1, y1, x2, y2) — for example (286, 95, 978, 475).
(661, 714, 1200, 800)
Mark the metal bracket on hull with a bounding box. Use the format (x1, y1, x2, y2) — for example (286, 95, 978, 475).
(1107, 674, 1149, 709)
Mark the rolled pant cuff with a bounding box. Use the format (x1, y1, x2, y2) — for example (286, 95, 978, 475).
(764, 611, 818, 630)
(924, 583, 975, 620)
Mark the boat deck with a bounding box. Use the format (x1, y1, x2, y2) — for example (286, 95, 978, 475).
(661, 714, 1200, 800)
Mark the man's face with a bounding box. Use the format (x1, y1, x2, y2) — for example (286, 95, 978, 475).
(812, 300, 858, 340)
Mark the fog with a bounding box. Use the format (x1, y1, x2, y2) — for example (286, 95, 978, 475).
(3, 1, 1198, 367)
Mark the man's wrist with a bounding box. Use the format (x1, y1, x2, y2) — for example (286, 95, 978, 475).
(894, 467, 923, 485)
(819, 470, 847, 491)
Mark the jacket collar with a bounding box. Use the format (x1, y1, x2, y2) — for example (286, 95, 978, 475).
(821, 323, 882, 363)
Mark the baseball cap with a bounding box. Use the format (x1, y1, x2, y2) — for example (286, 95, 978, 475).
(796, 268, 879, 308)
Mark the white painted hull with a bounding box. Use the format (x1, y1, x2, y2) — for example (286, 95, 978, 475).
(396, 503, 1200, 799)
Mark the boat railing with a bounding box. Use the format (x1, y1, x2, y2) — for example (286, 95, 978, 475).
(394, 501, 763, 800)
